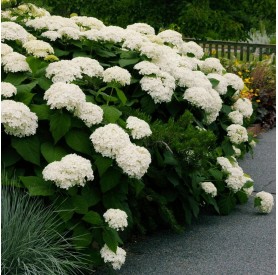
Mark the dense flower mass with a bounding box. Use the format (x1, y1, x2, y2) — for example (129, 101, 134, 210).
(126, 116, 152, 139)
(23, 40, 54, 57)
(1, 21, 31, 43)
(207, 73, 228, 95)
(42, 154, 94, 189)
(200, 182, 217, 197)
(1, 52, 31, 72)
(157, 29, 183, 46)
(70, 15, 105, 30)
(1, 43, 13, 56)
(226, 124, 248, 144)
(103, 209, 128, 231)
(1, 82, 17, 98)
(228, 111, 244, 125)
(1, 100, 38, 137)
(255, 191, 274, 213)
(223, 73, 244, 91)
(44, 82, 86, 111)
(199, 57, 225, 74)
(232, 98, 253, 118)
(126, 22, 155, 35)
(100, 245, 126, 270)
(103, 66, 131, 86)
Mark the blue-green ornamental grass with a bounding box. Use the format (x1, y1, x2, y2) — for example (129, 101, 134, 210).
(1, 3, 274, 271)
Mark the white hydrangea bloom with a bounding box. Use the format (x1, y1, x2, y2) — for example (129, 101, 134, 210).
(70, 16, 105, 30)
(1, 52, 31, 73)
(42, 154, 94, 189)
(103, 209, 128, 231)
(134, 61, 161, 75)
(72, 57, 104, 78)
(100, 245, 126, 270)
(1, 100, 38, 137)
(243, 185, 254, 196)
(1, 22, 31, 44)
(44, 82, 86, 111)
(255, 191, 274, 213)
(23, 40, 54, 57)
(116, 144, 151, 179)
(81, 29, 100, 41)
(228, 110, 244, 125)
(225, 167, 247, 192)
(232, 145, 241, 157)
(226, 124, 248, 144)
(58, 27, 81, 40)
(1, 10, 12, 20)
(232, 98, 253, 118)
(177, 70, 212, 90)
(207, 73, 228, 95)
(122, 30, 147, 51)
(126, 116, 152, 139)
(26, 15, 79, 31)
(217, 156, 238, 173)
(46, 60, 82, 83)
(1, 43, 13, 56)
(103, 66, 131, 86)
(126, 23, 155, 35)
(200, 182, 217, 197)
(199, 57, 225, 74)
(139, 42, 163, 59)
(249, 140, 256, 148)
(97, 26, 126, 43)
(90, 124, 130, 159)
(73, 102, 103, 127)
(223, 73, 244, 91)
(157, 29, 183, 46)
(1, 82, 17, 98)
(177, 41, 204, 59)
(41, 31, 61, 41)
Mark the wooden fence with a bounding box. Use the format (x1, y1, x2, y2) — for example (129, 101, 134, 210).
(184, 39, 276, 63)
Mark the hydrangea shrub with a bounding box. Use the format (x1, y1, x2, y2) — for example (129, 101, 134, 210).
(1, 3, 273, 270)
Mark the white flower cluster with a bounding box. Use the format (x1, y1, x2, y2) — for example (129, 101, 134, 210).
(1, 100, 38, 137)
(58, 27, 81, 40)
(97, 26, 126, 43)
(16, 3, 50, 18)
(255, 191, 274, 214)
(207, 73, 228, 95)
(42, 153, 94, 189)
(232, 145, 241, 157)
(134, 61, 161, 75)
(1, 43, 13, 56)
(103, 208, 128, 231)
(126, 116, 152, 139)
(41, 30, 61, 41)
(157, 29, 183, 46)
(199, 57, 225, 74)
(200, 182, 217, 197)
(232, 98, 253, 118)
(100, 244, 126, 270)
(103, 66, 131, 86)
(1, 21, 32, 44)
(90, 124, 151, 179)
(183, 87, 222, 124)
(177, 41, 204, 59)
(226, 124, 248, 144)
(122, 30, 148, 51)
(126, 23, 155, 35)
(1, 82, 17, 98)
(223, 73, 244, 91)
(1, 52, 31, 73)
(70, 16, 105, 30)
(46, 57, 104, 83)
(249, 140, 256, 148)
(228, 110, 243, 125)
(23, 40, 54, 57)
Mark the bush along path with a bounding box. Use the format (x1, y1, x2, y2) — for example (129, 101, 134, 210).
(1, 3, 275, 273)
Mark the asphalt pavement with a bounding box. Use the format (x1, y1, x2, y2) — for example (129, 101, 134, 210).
(96, 128, 276, 275)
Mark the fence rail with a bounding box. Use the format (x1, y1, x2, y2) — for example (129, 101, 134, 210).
(184, 39, 276, 63)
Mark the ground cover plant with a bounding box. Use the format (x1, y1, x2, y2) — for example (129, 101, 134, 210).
(1, 3, 274, 272)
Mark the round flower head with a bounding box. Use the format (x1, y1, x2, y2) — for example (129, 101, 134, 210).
(255, 191, 274, 214)
(97, 26, 126, 43)
(228, 110, 244, 125)
(157, 29, 183, 46)
(122, 30, 148, 51)
(177, 41, 204, 59)
(232, 145, 241, 157)
(23, 40, 54, 57)
(1, 82, 17, 98)
(58, 27, 81, 40)
(73, 102, 103, 127)
(200, 182, 217, 197)
(41, 31, 61, 41)
(1, 43, 13, 56)
(100, 244, 126, 270)
(72, 57, 104, 78)
(199, 57, 225, 74)
(226, 124, 248, 145)
(134, 61, 161, 76)
(1, 21, 31, 44)
(207, 73, 229, 95)
(116, 144, 151, 179)
(126, 23, 155, 35)
(44, 82, 86, 111)
(126, 116, 152, 139)
(217, 156, 239, 173)
(223, 73, 244, 91)
(249, 140, 256, 148)
(232, 98, 253, 118)
(103, 66, 131, 86)
(70, 16, 105, 30)
(42, 153, 94, 189)
(103, 209, 128, 231)
(2, 52, 31, 73)
(1, 100, 38, 137)
(90, 124, 130, 159)
(225, 167, 247, 192)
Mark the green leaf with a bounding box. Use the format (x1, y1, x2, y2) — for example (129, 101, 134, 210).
(163, 151, 178, 166)
(1, 147, 21, 167)
(14, 91, 34, 105)
(167, 172, 180, 187)
(41, 142, 68, 163)
(218, 196, 236, 215)
(140, 95, 156, 114)
(243, 181, 254, 189)
(102, 228, 118, 253)
(101, 105, 122, 123)
(115, 88, 127, 105)
(102, 190, 127, 209)
(95, 156, 113, 177)
(209, 78, 220, 88)
(54, 48, 70, 57)
(100, 167, 122, 193)
(38, 77, 52, 90)
(129, 179, 145, 196)
(81, 185, 101, 206)
(4, 73, 28, 85)
(208, 168, 223, 180)
(29, 104, 51, 120)
(236, 191, 248, 204)
(82, 211, 103, 225)
(16, 81, 38, 93)
(50, 111, 71, 143)
(254, 197, 262, 207)
(95, 48, 116, 57)
(72, 195, 90, 214)
(221, 104, 232, 114)
(11, 135, 40, 166)
(65, 129, 92, 155)
(56, 197, 74, 222)
(20, 176, 55, 196)
(221, 139, 234, 156)
(72, 224, 92, 248)
(118, 58, 140, 67)
(26, 56, 47, 74)
(188, 197, 199, 218)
